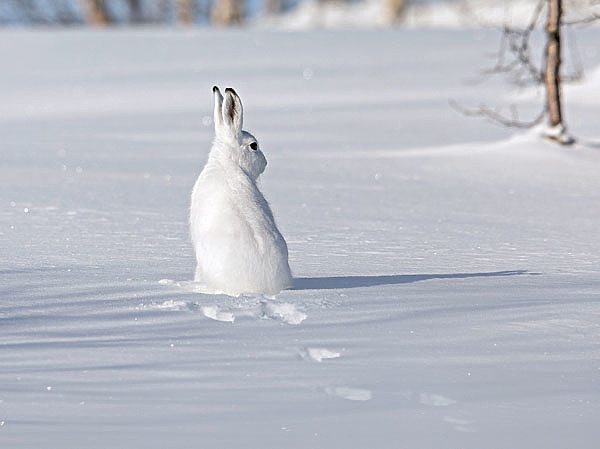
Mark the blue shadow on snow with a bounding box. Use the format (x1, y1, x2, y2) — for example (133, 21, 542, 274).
(291, 270, 528, 291)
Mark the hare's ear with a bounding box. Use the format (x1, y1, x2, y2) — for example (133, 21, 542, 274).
(222, 88, 243, 137)
(213, 86, 224, 131)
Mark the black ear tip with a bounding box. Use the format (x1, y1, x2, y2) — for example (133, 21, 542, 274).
(225, 87, 237, 96)
(212, 86, 219, 93)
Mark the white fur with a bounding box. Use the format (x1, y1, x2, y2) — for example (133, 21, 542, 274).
(190, 87, 293, 296)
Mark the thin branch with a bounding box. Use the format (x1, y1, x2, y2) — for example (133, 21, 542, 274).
(527, 0, 547, 32)
(475, 0, 546, 87)
(562, 13, 600, 26)
(449, 99, 546, 129)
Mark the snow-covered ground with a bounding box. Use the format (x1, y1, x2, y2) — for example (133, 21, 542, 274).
(1, 29, 600, 448)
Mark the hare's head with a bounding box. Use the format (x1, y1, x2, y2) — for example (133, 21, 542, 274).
(212, 86, 267, 180)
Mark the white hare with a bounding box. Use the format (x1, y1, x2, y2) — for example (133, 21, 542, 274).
(190, 87, 293, 296)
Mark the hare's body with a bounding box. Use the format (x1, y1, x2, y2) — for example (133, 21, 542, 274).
(190, 87, 292, 296)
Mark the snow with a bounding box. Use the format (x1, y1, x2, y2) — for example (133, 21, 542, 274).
(262, 0, 600, 31)
(325, 386, 373, 401)
(303, 347, 341, 362)
(419, 392, 457, 407)
(201, 305, 236, 322)
(568, 64, 600, 105)
(1, 28, 600, 448)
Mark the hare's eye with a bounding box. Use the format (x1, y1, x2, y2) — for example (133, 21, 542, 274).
(249, 142, 258, 151)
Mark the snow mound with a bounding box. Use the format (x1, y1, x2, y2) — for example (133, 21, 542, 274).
(302, 347, 341, 362)
(419, 393, 457, 407)
(326, 386, 373, 401)
(261, 301, 307, 325)
(262, 0, 392, 30)
(443, 416, 477, 433)
(201, 306, 236, 323)
(157, 280, 306, 325)
(138, 299, 193, 311)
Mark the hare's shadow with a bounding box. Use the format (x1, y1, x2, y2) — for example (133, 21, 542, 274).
(292, 270, 528, 290)
(578, 139, 600, 149)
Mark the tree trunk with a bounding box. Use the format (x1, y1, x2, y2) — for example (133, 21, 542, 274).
(544, 0, 565, 134)
(85, 0, 110, 25)
(157, 0, 171, 23)
(265, 0, 281, 15)
(177, 0, 194, 24)
(211, 0, 244, 25)
(130, 0, 143, 23)
(543, 0, 574, 143)
(387, 0, 407, 22)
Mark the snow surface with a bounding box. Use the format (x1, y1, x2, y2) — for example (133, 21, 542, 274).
(1, 29, 600, 448)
